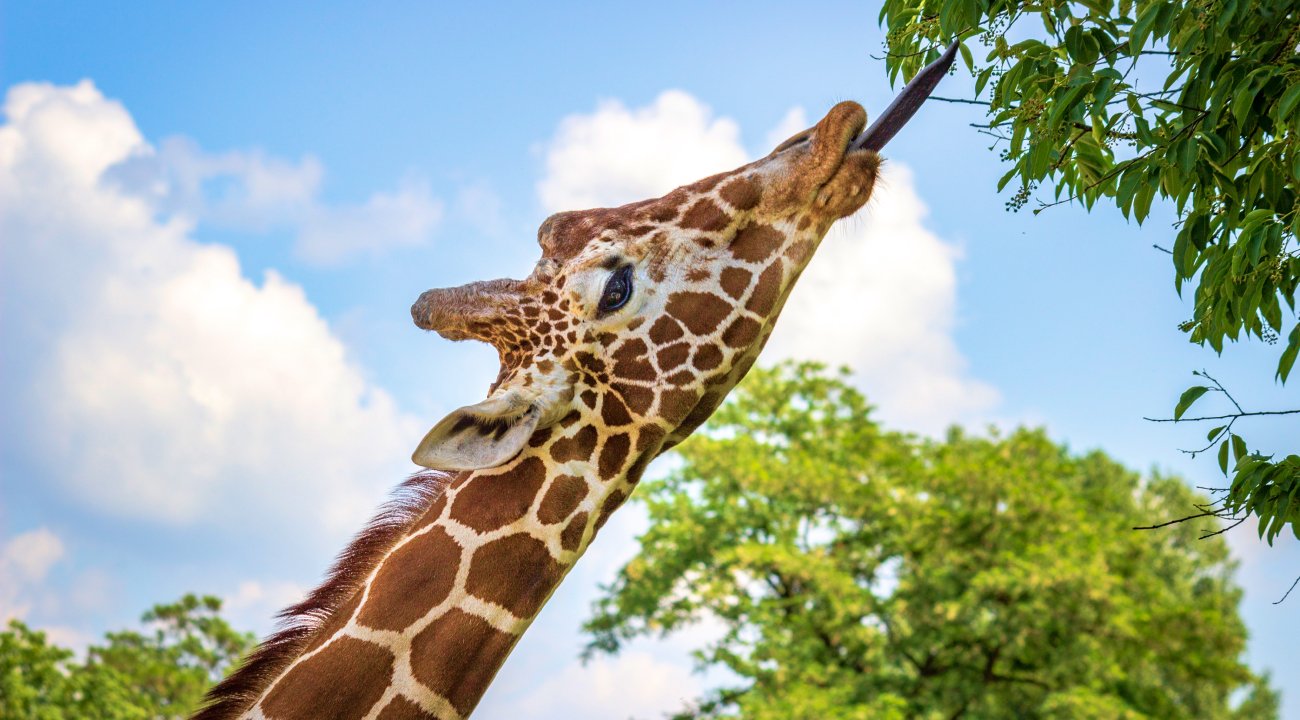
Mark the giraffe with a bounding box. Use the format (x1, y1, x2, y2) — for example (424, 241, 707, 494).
(196, 44, 958, 720)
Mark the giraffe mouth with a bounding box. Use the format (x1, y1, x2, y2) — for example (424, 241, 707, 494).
(848, 41, 959, 153)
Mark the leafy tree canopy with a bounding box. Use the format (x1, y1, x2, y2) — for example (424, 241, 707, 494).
(584, 363, 1278, 719)
(0, 594, 254, 720)
(877, 0, 1299, 543)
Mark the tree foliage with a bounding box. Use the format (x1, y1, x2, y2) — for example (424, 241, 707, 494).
(877, 0, 1299, 543)
(0, 594, 254, 720)
(584, 363, 1277, 719)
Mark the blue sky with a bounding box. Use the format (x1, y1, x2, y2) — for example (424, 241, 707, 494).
(2, 2, 1297, 718)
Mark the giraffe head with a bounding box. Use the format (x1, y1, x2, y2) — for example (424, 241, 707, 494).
(410, 100, 884, 470)
(410, 42, 958, 471)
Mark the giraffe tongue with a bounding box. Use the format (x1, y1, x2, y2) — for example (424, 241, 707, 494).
(850, 41, 960, 153)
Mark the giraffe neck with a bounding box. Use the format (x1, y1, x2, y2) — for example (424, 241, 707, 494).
(247, 410, 664, 720)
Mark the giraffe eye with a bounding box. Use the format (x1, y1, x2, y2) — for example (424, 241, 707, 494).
(598, 265, 634, 314)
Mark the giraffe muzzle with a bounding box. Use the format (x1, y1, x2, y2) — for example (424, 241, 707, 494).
(410, 278, 527, 344)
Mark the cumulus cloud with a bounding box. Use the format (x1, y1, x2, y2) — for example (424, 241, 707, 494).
(767, 166, 1001, 434)
(536, 92, 998, 433)
(295, 177, 443, 265)
(223, 579, 308, 634)
(106, 125, 443, 265)
(498, 650, 702, 720)
(0, 528, 65, 622)
(0, 80, 423, 532)
(763, 106, 810, 151)
(538, 90, 749, 213)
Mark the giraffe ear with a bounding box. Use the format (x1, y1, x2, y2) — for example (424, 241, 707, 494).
(411, 390, 543, 471)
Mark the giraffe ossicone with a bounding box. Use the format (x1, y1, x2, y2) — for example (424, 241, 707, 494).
(197, 45, 957, 720)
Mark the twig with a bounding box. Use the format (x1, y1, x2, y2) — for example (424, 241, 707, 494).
(1133, 510, 1229, 530)
(1144, 409, 1300, 422)
(1274, 575, 1300, 605)
(1199, 517, 1246, 539)
(1197, 370, 1244, 414)
(932, 96, 989, 105)
(1033, 108, 1208, 213)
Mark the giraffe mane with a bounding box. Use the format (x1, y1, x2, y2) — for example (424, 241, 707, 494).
(192, 470, 453, 720)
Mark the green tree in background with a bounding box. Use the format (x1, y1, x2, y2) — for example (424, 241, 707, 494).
(584, 363, 1277, 719)
(0, 594, 254, 720)
(877, 0, 1299, 544)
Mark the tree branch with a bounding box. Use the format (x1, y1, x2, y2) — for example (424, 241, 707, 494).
(1133, 510, 1231, 530)
(1275, 575, 1300, 605)
(1144, 409, 1300, 423)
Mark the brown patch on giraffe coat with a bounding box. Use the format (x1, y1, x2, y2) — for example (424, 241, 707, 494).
(601, 393, 633, 426)
(679, 199, 729, 232)
(719, 267, 751, 300)
(745, 263, 784, 316)
(550, 425, 598, 463)
(561, 512, 589, 552)
(656, 342, 690, 370)
(537, 475, 588, 525)
(665, 369, 696, 387)
(626, 427, 667, 484)
(648, 317, 684, 345)
(723, 316, 763, 349)
(611, 338, 653, 379)
(356, 527, 460, 632)
(595, 490, 628, 530)
(692, 344, 724, 371)
(527, 425, 553, 449)
(262, 637, 394, 720)
(730, 223, 783, 262)
(376, 696, 435, 720)
(598, 433, 631, 478)
(636, 425, 666, 454)
(666, 292, 733, 336)
(719, 177, 762, 210)
(787, 237, 816, 265)
(658, 387, 701, 419)
(465, 535, 565, 618)
(301, 586, 364, 655)
(409, 609, 516, 717)
(449, 457, 547, 533)
(649, 205, 677, 223)
(613, 382, 655, 415)
(692, 171, 728, 193)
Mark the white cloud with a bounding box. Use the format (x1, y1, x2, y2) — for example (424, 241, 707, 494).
(502, 650, 702, 720)
(296, 177, 443, 265)
(538, 90, 749, 213)
(107, 135, 323, 231)
(536, 92, 998, 433)
(0, 528, 65, 622)
(224, 579, 308, 634)
(106, 124, 443, 265)
(0, 80, 423, 532)
(763, 106, 809, 151)
(767, 165, 1001, 434)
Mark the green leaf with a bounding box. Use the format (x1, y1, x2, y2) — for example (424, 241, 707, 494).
(1232, 434, 1248, 467)
(1207, 425, 1226, 442)
(1130, 3, 1160, 54)
(1174, 386, 1210, 420)
(958, 42, 974, 72)
(1278, 325, 1300, 383)
(1126, 93, 1143, 116)
(1219, 438, 1231, 475)
(1278, 82, 1300, 121)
